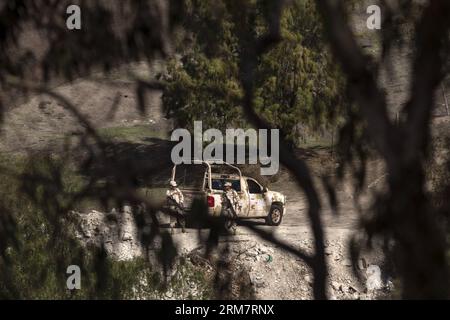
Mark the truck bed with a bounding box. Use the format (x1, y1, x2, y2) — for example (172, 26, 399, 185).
(178, 188, 207, 210)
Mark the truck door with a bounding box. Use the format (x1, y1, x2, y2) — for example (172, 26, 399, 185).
(246, 178, 266, 217)
(237, 178, 249, 217)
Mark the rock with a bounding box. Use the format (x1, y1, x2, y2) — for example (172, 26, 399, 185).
(347, 285, 358, 294)
(77, 206, 142, 261)
(385, 278, 395, 292)
(359, 293, 368, 300)
(342, 259, 353, 267)
(366, 265, 383, 291)
(250, 273, 265, 288)
(357, 258, 367, 270)
(122, 232, 133, 241)
(331, 281, 341, 291)
(246, 250, 258, 258)
(350, 292, 360, 300)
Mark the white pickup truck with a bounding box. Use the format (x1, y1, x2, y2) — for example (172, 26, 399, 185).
(170, 160, 286, 226)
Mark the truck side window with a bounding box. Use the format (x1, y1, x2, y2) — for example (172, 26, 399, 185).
(247, 179, 262, 194)
(211, 179, 241, 192)
(231, 180, 241, 192)
(212, 179, 223, 190)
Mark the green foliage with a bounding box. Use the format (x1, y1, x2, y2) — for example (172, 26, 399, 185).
(163, 0, 347, 145)
(0, 155, 155, 299)
(163, 53, 244, 131)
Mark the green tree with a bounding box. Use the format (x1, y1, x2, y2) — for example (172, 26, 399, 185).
(163, 0, 346, 145)
(0, 156, 155, 299)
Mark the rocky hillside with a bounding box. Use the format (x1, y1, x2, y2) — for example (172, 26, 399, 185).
(75, 195, 393, 300)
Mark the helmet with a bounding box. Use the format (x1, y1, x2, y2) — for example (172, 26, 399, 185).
(224, 181, 232, 188)
(169, 180, 177, 187)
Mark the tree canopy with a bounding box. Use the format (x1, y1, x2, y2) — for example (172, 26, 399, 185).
(163, 0, 346, 145)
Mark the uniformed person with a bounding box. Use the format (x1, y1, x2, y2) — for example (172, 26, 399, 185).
(166, 180, 185, 233)
(221, 181, 240, 233)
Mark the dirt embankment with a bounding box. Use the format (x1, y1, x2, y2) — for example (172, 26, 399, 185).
(0, 61, 169, 154)
(75, 204, 392, 300)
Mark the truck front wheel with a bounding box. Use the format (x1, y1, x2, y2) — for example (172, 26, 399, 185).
(266, 204, 283, 226)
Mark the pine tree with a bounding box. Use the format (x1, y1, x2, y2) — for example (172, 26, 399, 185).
(163, 0, 346, 146)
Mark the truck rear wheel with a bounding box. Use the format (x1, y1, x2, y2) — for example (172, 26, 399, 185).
(266, 204, 283, 226)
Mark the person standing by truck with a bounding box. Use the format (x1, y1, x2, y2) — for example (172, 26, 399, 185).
(221, 181, 240, 233)
(166, 180, 186, 233)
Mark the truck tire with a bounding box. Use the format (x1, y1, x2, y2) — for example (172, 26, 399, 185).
(266, 204, 283, 226)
